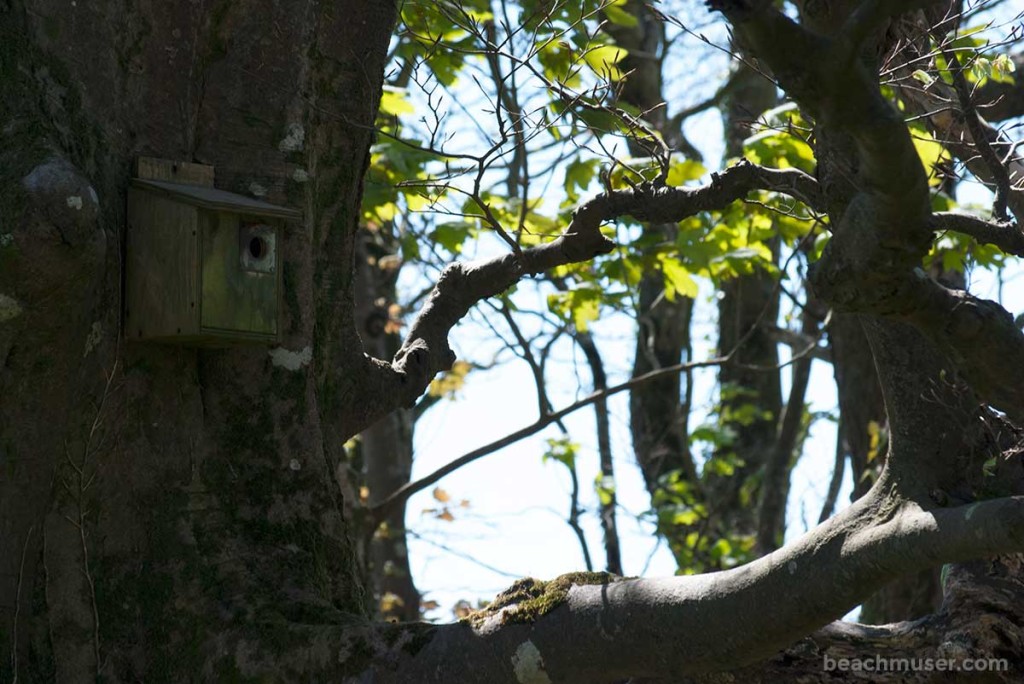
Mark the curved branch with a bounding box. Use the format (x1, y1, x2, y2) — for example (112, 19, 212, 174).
(894, 274, 1024, 421)
(382, 161, 821, 412)
(930, 211, 1024, 256)
(352, 486, 1024, 682)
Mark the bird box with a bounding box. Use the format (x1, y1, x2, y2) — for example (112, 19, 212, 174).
(125, 158, 301, 345)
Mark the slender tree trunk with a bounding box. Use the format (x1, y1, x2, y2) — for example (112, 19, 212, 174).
(705, 50, 782, 559)
(354, 229, 422, 622)
(606, 1, 698, 563)
(575, 332, 623, 575)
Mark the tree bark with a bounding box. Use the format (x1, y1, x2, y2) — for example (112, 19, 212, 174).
(1, 0, 396, 677)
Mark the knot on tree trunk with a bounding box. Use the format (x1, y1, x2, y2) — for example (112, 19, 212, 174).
(22, 157, 102, 247)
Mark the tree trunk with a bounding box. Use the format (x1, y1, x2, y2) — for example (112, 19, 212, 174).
(1, 0, 395, 678)
(354, 228, 421, 622)
(705, 49, 782, 559)
(801, 0, 943, 623)
(606, 0, 699, 565)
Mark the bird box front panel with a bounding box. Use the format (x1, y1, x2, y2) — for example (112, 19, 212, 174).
(199, 210, 280, 340)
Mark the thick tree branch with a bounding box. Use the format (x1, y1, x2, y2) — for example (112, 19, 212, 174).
(895, 274, 1024, 421)
(372, 161, 821, 421)
(356, 4, 1024, 682)
(351, 486, 1024, 682)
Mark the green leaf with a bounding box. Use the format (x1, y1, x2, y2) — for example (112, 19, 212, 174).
(658, 255, 698, 301)
(911, 69, 935, 86)
(671, 509, 701, 526)
(582, 44, 626, 81)
(594, 474, 616, 506)
(982, 456, 997, 477)
(564, 158, 599, 195)
(379, 87, 415, 116)
(665, 159, 707, 186)
(543, 437, 579, 468)
(709, 538, 733, 562)
(970, 56, 992, 83)
(909, 124, 950, 187)
(431, 223, 473, 253)
(810, 232, 830, 262)
(706, 457, 735, 477)
(547, 286, 602, 332)
(428, 360, 472, 398)
(603, 3, 638, 27)
(991, 53, 1016, 84)
(400, 231, 421, 261)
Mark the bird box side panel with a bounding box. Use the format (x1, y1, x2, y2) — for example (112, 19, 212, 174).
(199, 211, 279, 341)
(126, 189, 200, 341)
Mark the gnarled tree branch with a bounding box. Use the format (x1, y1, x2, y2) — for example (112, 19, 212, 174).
(370, 161, 821, 421)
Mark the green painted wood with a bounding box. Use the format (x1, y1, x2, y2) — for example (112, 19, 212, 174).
(126, 180, 289, 345)
(125, 189, 200, 341)
(199, 211, 279, 339)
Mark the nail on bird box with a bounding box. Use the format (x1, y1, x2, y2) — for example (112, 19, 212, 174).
(125, 157, 301, 345)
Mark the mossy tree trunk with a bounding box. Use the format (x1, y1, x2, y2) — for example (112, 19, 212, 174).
(0, 0, 396, 678)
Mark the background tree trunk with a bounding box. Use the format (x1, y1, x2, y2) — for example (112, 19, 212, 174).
(0, 1, 395, 678)
(354, 228, 422, 622)
(705, 50, 782, 560)
(606, 0, 698, 567)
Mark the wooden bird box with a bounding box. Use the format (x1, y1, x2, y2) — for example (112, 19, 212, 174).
(125, 158, 301, 345)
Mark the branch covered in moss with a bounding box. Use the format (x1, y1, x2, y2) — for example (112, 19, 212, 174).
(345, 487, 1024, 683)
